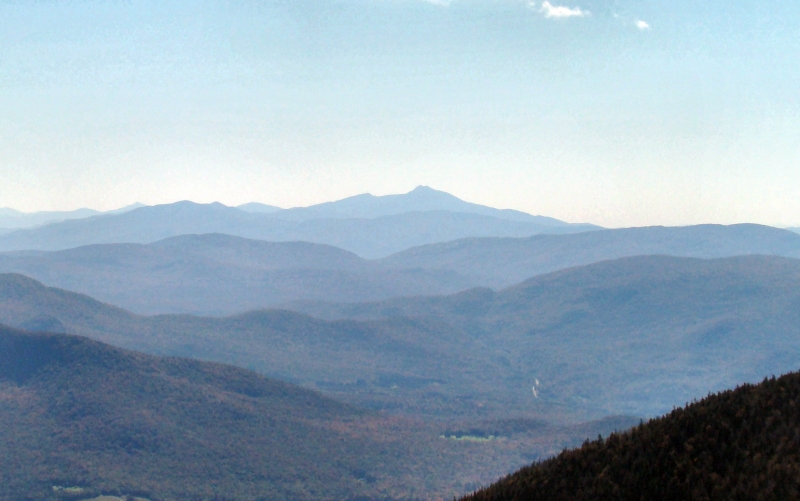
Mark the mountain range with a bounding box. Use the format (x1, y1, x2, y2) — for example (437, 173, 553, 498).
(0, 203, 144, 230)
(1, 224, 799, 316)
(3, 187, 800, 500)
(265, 186, 563, 223)
(3, 254, 800, 421)
(0, 187, 595, 258)
(0, 235, 473, 315)
(379, 223, 800, 288)
(242, 255, 800, 418)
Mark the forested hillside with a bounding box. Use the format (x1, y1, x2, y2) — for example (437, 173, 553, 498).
(287, 255, 800, 418)
(1, 325, 588, 501)
(462, 370, 800, 501)
(3, 255, 800, 422)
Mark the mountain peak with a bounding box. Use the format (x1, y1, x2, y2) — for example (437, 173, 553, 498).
(406, 185, 460, 200)
(270, 186, 555, 224)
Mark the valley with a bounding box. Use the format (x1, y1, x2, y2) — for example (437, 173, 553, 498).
(0, 325, 634, 501)
(3, 253, 800, 422)
(1, 224, 798, 316)
(1, 189, 799, 501)
(5, 0, 798, 496)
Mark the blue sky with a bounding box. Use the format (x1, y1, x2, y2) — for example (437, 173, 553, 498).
(1, 0, 799, 226)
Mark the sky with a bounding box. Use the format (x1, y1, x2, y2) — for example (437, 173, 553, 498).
(1, 0, 799, 227)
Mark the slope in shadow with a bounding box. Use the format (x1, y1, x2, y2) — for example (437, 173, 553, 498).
(3, 254, 800, 423)
(462, 369, 800, 501)
(0, 325, 552, 501)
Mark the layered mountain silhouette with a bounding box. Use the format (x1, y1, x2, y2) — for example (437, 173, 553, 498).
(0, 234, 473, 315)
(235, 202, 283, 213)
(0, 273, 524, 420)
(270, 186, 564, 223)
(0, 325, 631, 501)
(0, 187, 594, 257)
(0, 203, 144, 230)
(379, 223, 800, 288)
(4, 254, 800, 421)
(2, 225, 800, 316)
(277, 255, 800, 417)
(462, 370, 800, 501)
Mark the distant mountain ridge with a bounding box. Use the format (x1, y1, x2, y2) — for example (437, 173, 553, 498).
(378, 223, 800, 288)
(0, 234, 473, 315)
(2, 225, 799, 316)
(1, 186, 569, 230)
(0, 194, 595, 257)
(271, 186, 565, 223)
(236, 202, 283, 213)
(0, 203, 144, 230)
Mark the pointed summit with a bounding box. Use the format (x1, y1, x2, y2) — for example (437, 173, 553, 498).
(272, 186, 563, 223)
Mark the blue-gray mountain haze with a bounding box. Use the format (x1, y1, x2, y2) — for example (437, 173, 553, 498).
(1, 224, 798, 316)
(0, 187, 596, 258)
(3, 254, 800, 422)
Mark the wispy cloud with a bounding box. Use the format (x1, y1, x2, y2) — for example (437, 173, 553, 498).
(535, 1, 590, 19)
(421, 0, 455, 5)
(635, 19, 650, 30)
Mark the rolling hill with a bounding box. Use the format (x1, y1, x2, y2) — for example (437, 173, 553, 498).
(3, 225, 800, 316)
(378, 223, 800, 288)
(461, 370, 800, 501)
(3, 254, 800, 422)
(282, 255, 800, 418)
(0, 234, 473, 315)
(0, 325, 632, 501)
(0, 273, 528, 420)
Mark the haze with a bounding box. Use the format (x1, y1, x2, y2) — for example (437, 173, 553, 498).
(2, 0, 799, 226)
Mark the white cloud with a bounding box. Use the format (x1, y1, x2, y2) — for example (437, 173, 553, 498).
(423, 0, 455, 5)
(635, 19, 650, 30)
(536, 1, 590, 18)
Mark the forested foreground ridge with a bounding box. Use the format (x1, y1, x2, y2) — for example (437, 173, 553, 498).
(0, 325, 631, 501)
(462, 370, 800, 501)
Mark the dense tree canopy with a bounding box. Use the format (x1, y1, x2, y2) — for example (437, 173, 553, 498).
(463, 371, 800, 501)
